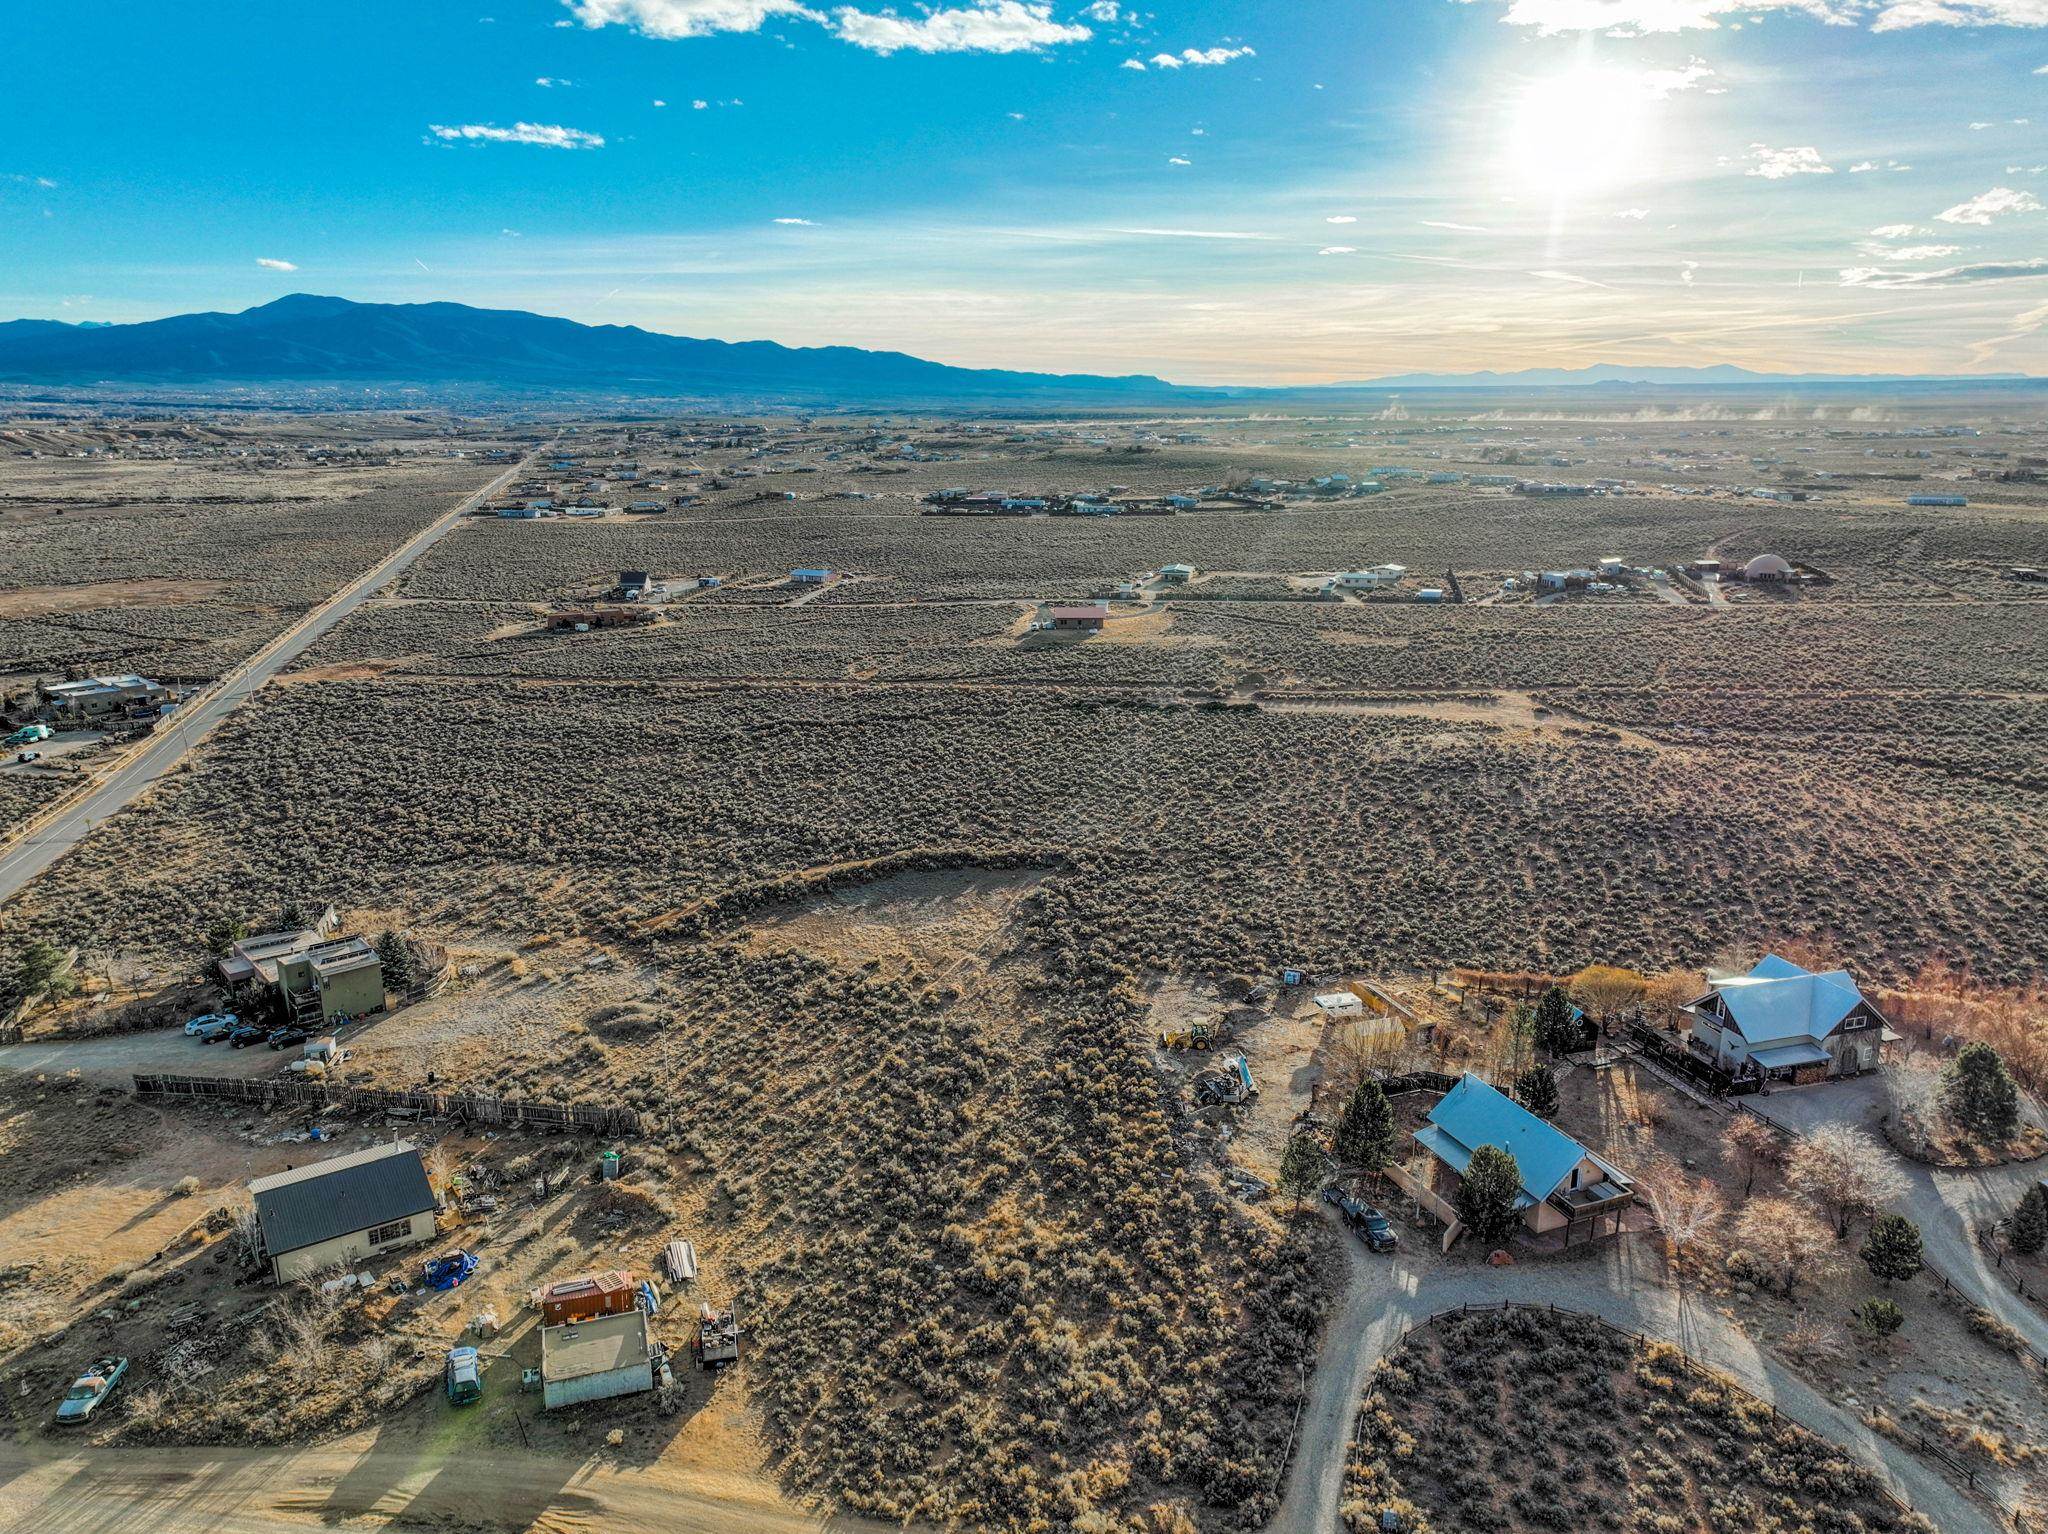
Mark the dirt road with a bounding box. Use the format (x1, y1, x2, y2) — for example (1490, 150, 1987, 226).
(1271, 1210, 2003, 1534)
(0, 1027, 281, 1083)
(0, 1434, 871, 1534)
(0, 458, 527, 909)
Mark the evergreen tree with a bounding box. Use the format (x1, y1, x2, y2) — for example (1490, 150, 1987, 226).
(1332, 1080, 1395, 1181)
(1514, 1063, 1561, 1120)
(1852, 1297, 1904, 1339)
(1859, 1213, 1924, 1285)
(1456, 1145, 1523, 1243)
(204, 914, 248, 957)
(15, 940, 75, 1001)
(278, 899, 309, 932)
(1533, 986, 1579, 1057)
(375, 930, 417, 993)
(1941, 1042, 2021, 1141)
(2011, 1185, 2048, 1257)
(1277, 1132, 1326, 1212)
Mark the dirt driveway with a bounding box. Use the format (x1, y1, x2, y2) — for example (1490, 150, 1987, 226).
(0, 1029, 280, 1084)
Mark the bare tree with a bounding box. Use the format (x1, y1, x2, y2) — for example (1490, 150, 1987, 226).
(1885, 1050, 1947, 1151)
(1721, 1114, 1787, 1197)
(1640, 968, 1705, 1028)
(1786, 1124, 1908, 1238)
(1570, 965, 1646, 1026)
(1638, 1157, 1726, 1262)
(1733, 1196, 1839, 1295)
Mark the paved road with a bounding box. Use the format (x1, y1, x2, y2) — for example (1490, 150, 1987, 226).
(0, 461, 521, 910)
(1272, 1209, 2002, 1534)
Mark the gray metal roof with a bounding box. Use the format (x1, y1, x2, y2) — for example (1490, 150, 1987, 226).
(250, 1142, 436, 1258)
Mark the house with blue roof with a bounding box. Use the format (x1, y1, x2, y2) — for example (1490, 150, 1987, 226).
(1412, 1074, 1635, 1244)
(1683, 955, 1894, 1086)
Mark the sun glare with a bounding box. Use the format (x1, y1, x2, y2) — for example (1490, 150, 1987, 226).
(1505, 66, 1657, 199)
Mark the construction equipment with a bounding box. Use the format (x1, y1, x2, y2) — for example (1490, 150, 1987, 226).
(696, 1303, 739, 1369)
(1193, 1052, 1257, 1107)
(1159, 1017, 1232, 1052)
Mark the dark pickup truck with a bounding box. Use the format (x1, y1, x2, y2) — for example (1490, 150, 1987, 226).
(1323, 1187, 1399, 1251)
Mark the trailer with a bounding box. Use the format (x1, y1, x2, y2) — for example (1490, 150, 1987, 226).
(696, 1303, 739, 1368)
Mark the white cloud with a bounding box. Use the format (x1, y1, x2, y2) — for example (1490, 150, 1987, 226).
(1869, 222, 1925, 237)
(1641, 59, 1715, 95)
(773, 216, 817, 224)
(1084, 0, 1119, 16)
(535, 76, 573, 86)
(1147, 43, 1255, 67)
(1112, 227, 1271, 239)
(1849, 161, 1879, 172)
(1530, 268, 1610, 287)
(1318, 245, 1357, 255)
(255, 257, 298, 271)
(1120, 56, 1146, 68)
(652, 97, 668, 106)
(1747, 144, 1832, 179)
(1891, 243, 1963, 259)
(1840, 258, 2048, 288)
(564, 0, 819, 40)
(1479, 0, 2048, 33)
(2, 172, 57, 189)
(830, 1, 1091, 54)
(428, 121, 605, 148)
(1613, 207, 1650, 219)
(1167, 155, 1192, 165)
(1936, 186, 2043, 224)
(1325, 215, 1356, 224)
(1420, 219, 1491, 232)
(1680, 261, 1698, 284)
(692, 98, 710, 108)
(1969, 120, 1993, 130)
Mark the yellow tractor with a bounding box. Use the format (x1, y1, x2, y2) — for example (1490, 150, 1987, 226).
(1159, 1018, 1228, 1052)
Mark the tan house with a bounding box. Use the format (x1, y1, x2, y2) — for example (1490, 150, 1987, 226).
(276, 936, 385, 1027)
(1412, 1074, 1634, 1245)
(250, 1142, 438, 1283)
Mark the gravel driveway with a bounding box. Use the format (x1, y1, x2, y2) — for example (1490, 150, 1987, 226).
(1273, 1207, 2004, 1534)
(0, 1027, 281, 1083)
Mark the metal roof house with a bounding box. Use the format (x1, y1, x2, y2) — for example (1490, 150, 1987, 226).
(1412, 1074, 1634, 1243)
(540, 1309, 658, 1411)
(250, 1142, 438, 1283)
(1683, 954, 1895, 1085)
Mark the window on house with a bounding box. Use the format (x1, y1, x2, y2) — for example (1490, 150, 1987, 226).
(367, 1219, 411, 1245)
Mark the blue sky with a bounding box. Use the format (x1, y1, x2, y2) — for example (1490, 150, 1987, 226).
(4, 0, 2046, 381)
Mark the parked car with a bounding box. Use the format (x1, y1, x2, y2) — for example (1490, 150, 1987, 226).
(184, 1012, 238, 1037)
(445, 1346, 483, 1406)
(54, 1356, 128, 1425)
(267, 1026, 310, 1051)
(4, 724, 52, 747)
(1323, 1186, 1399, 1252)
(226, 1024, 269, 1048)
(193, 1018, 237, 1043)
(16, 751, 40, 764)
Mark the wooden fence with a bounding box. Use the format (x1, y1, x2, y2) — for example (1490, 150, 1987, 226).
(132, 1072, 648, 1139)
(1352, 1299, 2035, 1531)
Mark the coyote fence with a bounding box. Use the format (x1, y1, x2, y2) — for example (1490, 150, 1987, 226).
(132, 1072, 647, 1138)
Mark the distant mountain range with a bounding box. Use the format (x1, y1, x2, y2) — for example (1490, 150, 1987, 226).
(0, 294, 2034, 402)
(0, 294, 1176, 404)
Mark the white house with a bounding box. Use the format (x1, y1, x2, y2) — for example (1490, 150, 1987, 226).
(1683, 954, 1895, 1085)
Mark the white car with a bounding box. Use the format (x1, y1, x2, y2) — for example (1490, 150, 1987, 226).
(184, 1012, 238, 1037)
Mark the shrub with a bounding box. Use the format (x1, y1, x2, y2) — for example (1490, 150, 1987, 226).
(1852, 1298, 1904, 1339)
(1941, 1042, 2021, 1142)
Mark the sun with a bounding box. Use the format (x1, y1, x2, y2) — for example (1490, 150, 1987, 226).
(1505, 66, 1657, 199)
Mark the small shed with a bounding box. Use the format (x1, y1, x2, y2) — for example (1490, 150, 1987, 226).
(541, 1310, 657, 1411)
(1314, 991, 1364, 1018)
(791, 568, 834, 585)
(1159, 563, 1196, 584)
(538, 1270, 638, 1327)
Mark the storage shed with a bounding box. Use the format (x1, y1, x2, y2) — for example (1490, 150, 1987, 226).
(538, 1270, 638, 1327)
(541, 1310, 657, 1410)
